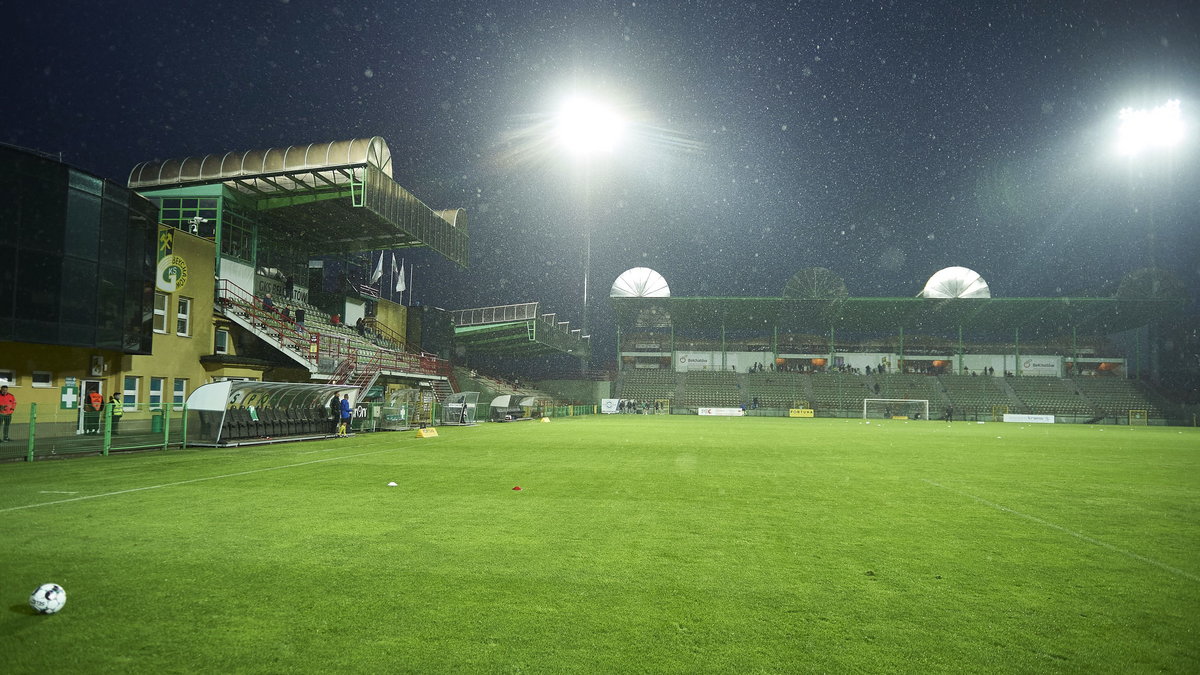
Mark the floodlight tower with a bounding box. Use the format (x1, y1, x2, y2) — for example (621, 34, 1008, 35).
(552, 93, 627, 371)
(1113, 99, 1185, 380)
(1114, 99, 1185, 268)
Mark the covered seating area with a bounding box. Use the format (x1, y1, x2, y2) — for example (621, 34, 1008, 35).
(186, 381, 357, 446)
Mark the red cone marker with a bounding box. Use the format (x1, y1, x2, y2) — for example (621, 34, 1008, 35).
(512, 486, 522, 491)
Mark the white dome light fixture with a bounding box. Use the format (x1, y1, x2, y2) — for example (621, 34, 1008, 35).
(610, 267, 670, 298)
(920, 266, 991, 298)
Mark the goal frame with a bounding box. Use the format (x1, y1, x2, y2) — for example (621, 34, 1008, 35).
(863, 398, 930, 420)
(1128, 409, 1149, 426)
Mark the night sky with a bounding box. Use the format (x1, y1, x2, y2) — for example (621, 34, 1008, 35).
(6, 1, 1199, 358)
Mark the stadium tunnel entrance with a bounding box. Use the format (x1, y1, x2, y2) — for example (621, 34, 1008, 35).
(186, 380, 358, 446)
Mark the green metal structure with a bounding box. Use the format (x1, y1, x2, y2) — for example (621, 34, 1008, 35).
(128, 137, 467, 267)
(451, 302, 590, 359)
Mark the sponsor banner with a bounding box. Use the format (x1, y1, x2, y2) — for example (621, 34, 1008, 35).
(1019, 356, 1061, 377)
(601, 399, 621, 414)
(675, 353, 739, 372)
(633, 343, 661, 349)
(1003, 413, 1055, 424)
(698, 407, 744, 416)
(789, 408, 814, 418)
(677, 353, 712, 371)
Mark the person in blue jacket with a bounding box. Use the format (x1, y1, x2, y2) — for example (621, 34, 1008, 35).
(338, 394, 352, 437)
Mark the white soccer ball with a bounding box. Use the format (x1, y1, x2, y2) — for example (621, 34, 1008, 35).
(29, 583, 66, 614)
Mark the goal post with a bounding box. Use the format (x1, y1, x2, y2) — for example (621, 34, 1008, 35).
(863, 398, 930, 420)
(1128, 409, 1148, 426)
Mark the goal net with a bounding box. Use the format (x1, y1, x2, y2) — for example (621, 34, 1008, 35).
(863, 398, 929, 420)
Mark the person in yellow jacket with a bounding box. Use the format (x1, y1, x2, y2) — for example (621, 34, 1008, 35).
(108, 393, 124, 435)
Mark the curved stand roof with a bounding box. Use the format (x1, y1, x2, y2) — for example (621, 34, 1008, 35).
(129, 138, 392, 188)
(128, 138, 467, 266)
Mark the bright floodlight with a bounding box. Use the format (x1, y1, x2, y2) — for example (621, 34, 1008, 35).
(1116, 99, 1184, 157)
(554, 95, 627, 157)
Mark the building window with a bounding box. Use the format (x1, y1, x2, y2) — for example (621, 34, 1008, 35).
(149, 377, 164, 408)
(0, 369, 15, 386)
(215, 328, 230, 354)
(176, 297, 192, 336)
(123, 376, 139, 408)
(32, 371, 53, 388)
(173, 378, 188, 406)
(154, 293, 168, 333)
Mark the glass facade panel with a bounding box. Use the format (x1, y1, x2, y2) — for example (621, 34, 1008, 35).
(59, 257, 97, 346)
(0, 145, 155, 352)
(65, 190, 101, 261)
(173, 378, 187, 404)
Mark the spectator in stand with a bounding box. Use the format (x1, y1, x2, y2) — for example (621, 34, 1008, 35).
(283, 275, 294, 300)
(355, 317, 366, 337)
(331, 313, 341, 326)
(0, 384, 15, 442)
(262, 293, 276, 312)
(295, 308, 306, 332)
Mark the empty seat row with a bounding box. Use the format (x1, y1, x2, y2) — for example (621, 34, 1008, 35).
(221, 406, 336, 441)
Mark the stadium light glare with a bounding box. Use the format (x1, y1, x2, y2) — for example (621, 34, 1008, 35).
(1116, 99, 1184, 157)
(553, 95, 627, 158)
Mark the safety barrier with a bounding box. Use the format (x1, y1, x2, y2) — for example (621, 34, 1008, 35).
(0, 402, 189, 462)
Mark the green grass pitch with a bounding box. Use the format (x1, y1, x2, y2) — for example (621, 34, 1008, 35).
(2, 416, 1197, 673)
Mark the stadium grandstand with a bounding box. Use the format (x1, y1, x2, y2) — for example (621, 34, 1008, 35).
(609, 266, 1187, 424)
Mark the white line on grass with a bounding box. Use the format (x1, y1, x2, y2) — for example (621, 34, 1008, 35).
(921, 478, 1199, 584)
(1, 447, 401, 514)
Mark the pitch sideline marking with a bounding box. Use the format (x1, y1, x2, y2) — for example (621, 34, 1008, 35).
(1, 446, 407, 514)
(922, 479, 1199, 584)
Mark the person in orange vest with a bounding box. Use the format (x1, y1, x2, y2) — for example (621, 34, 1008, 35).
(85, 390, 104, 434)
(0, 384, 15, 442)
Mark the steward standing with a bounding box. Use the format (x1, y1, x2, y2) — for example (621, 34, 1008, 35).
(0, 384, 15, 442)
(86, 389, 104, 434)
(108, 393, 124, 435)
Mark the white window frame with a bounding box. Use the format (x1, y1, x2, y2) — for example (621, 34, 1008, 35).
(215, 328, 230, 354)
(154, 293, 169, 333)
(176, 296, 192, 337)
(123, 376, 139, 408)
(173, 378, 188, 406)
(149, 377, 165, 409)
(32, 371, 54, 388)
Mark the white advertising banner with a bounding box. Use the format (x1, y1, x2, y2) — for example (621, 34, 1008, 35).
(1018, 356, 1062, 377)
(698, 407, 744, 416)
(676, 352, 739, 372)
(1003, 413, 1055, 424)
(676, 353, 713, 371)
(601, 399, 621, 414)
